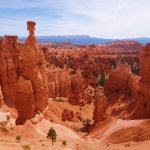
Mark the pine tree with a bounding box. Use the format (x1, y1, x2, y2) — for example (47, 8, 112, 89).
(96, 73, 106, 87)
(47, 127, 57, 145)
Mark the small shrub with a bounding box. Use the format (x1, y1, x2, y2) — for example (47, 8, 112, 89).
(50, 119, 53, 122)
(0, 126, 8, 132)
(125, 143, 130, 147)
(84, 119, 91, 124)
(10, 127, 14, 130)
(62, 140, 67, 146)
(16, 135, 21, 143)
(81, 119, 92, 132)
(22, 144, 31, 150)
(39, 140, 43, 142)
(58, 99, 64, 102)
(52, 98, 64, 102)
(132, 66, 140, 75)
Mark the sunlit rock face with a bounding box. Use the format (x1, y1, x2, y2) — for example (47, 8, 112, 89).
(47, 67, 72, 99)
(47, 67, 91, 106)
(0, 21, 49, 125)
(69, 69, 88, 106)
(132, 44, 150, 119)
(93, 87, 108, 123)
(104, 64, 139, 97)
(102, 64, 140, 119)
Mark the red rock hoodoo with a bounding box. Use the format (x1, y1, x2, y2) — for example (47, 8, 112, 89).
(132, 44, 150, 119)
(93, 87, 108, 123)
(69, 69, 88, 106)
(0, 21, 49, 125)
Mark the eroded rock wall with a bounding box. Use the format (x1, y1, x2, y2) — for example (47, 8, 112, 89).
(0, 21, 49, 125)
(47, 67, 93, 106)
(47, 67, 72, 99)
(132, 44, 150, 119)
(104, 64, 139, 97)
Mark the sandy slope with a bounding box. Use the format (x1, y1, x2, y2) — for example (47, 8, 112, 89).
(1, 136, 150, 150)
(44, 100, 94, 122)
(1, 102, 150, 149)
(43, 100, 94, 130)
(88, 118, 150, 143)
(0, 118, 79, 150)
(1, 116, 150, 150)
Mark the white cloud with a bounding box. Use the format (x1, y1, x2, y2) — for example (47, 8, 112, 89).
(0, 0, 150, 38)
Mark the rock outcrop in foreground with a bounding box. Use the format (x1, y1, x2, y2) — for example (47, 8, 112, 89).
(0, 21, 48, 125)
(132, 44, 150, 119)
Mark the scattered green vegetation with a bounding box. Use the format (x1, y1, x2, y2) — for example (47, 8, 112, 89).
(22, 144, 31, 150)
(96, 73, 106, 87)
(111, 60, 117, 69)
(47, 127, 57, 145)
(10, 127, 14, 130)
(81, 119, 92, 132)
(52, 98, 64, 102)
(120, 58, 126, 64)
(132, 66, 140, 75)
(16, 135, 21, 143)
(62, 140, 67, 146)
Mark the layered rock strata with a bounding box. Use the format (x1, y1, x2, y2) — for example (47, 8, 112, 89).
(132, 44, 150, 119)
(104, 64, 139, 97)
(0, 21, 49, 125)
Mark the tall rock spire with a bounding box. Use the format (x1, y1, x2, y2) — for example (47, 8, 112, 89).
(25, 21, 37, 44)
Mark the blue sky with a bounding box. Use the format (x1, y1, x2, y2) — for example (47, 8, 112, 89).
(0, 0, 150, 38)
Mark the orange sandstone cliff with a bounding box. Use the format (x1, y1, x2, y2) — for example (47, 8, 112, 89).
(132, 44, 150, 119)
(0, 21, 49, 125)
